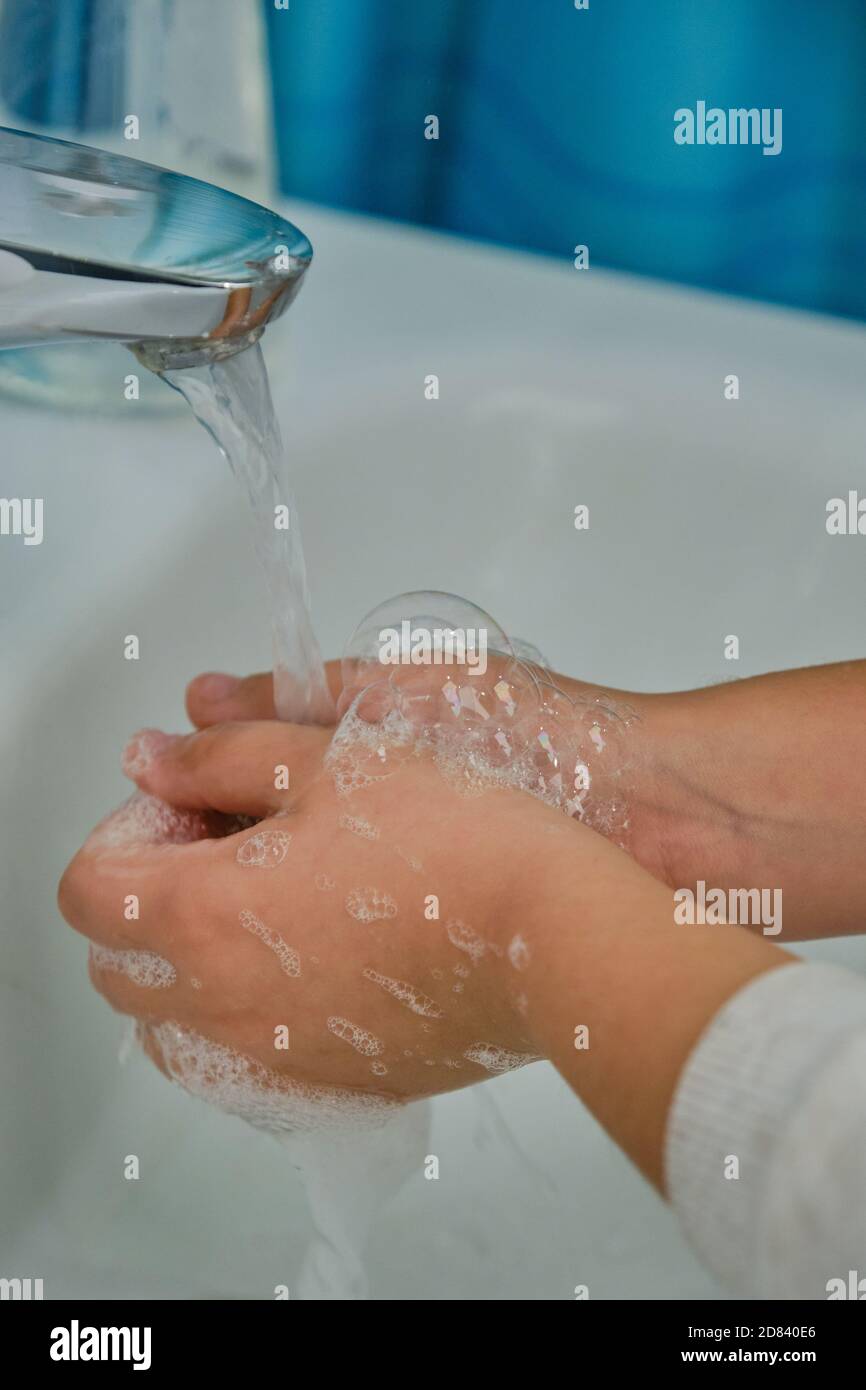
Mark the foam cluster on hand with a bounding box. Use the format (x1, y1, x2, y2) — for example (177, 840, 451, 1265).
(137, 1021, 402, 1134)
(326, 590, 636, 842)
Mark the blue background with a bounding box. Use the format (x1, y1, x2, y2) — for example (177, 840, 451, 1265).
(264, 0, 866, 321)
(2, 0, 864, 321)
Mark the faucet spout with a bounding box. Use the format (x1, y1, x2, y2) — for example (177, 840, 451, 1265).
(130, 328, 267, 373)
(0, 128, 312, 368)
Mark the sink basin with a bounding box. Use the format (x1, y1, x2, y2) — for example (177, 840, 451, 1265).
(2, 203, 865, 1299)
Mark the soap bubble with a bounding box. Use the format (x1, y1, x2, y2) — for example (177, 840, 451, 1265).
(340, 590, 514, 712)
(509, 636, 551, 669)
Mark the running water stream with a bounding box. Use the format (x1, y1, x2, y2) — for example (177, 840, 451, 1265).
(164, 343, 333, 725)
(158, 343, 427, 1299)
(150, 340, 609, 1297)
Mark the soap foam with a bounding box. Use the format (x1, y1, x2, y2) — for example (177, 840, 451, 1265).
(88, 792, 211, 854)
(239, 909, 300, 978)
(339, 813, 380, 841)
(90, 943, 176, 989)
(507, 933, 531, 971)
(327, 1016, 385, 1057)
(121, 729, 178, 778)
(345, 888, 398, 923)
(325, 697, 412, 800)
(362, 968, 444, 1018)
(463, 1043, 542, 1074)
(139, 1020, 398, 1133)
(236, 829, 291, 868)
(445, 918, 490, 964)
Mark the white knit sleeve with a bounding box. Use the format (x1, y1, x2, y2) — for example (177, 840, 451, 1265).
(664, 962, 866, 1299)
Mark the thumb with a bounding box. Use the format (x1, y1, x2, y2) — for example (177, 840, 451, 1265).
(186, 662, 344, 728)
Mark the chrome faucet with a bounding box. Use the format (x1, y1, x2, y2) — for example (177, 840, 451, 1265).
(0, 127, 312, 371)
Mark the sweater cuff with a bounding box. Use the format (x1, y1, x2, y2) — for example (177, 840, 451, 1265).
(664, 961, 866, 1296)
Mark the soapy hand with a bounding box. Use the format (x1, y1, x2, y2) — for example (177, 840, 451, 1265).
(58, 652, 866, 1199)
(58, 697, 563, 1103)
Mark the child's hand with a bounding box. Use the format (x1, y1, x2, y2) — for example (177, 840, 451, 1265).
(58, 715, 556, 1101)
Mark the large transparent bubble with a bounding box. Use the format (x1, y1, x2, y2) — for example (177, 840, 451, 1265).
(341, 590, 514, 699)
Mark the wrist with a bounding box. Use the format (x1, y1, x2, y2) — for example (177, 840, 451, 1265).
(491, 805, 792, 1186)
(554, 674, 725, 892)
(619, 687, 733, 888)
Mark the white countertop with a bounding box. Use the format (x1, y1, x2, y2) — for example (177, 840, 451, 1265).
(2, 204, 866, 1300)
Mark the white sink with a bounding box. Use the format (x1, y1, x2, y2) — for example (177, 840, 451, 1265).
(2, 204, 865, 1300)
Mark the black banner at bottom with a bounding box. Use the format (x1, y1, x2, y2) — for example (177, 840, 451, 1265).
(2, 1298, 861, 1372)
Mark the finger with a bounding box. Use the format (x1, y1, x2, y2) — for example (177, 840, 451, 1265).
(186, 661, 344, 729)
(58, 804, 194, 946)
(122, 720, 330, 816)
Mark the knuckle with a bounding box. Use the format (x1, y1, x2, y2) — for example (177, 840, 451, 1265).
(186, 722, 239, 772)
(57, 849, 92, 925)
